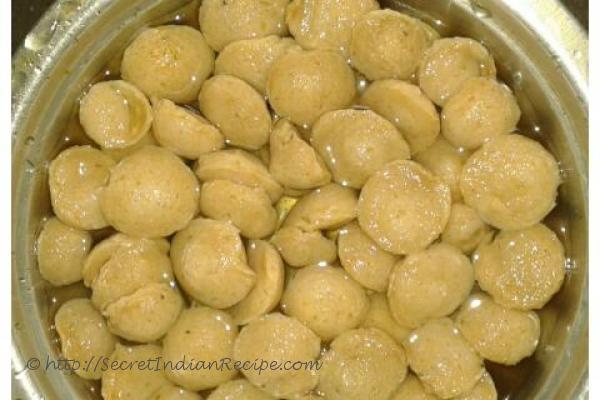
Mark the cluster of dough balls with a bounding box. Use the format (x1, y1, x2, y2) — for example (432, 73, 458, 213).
(39, 0, 569, 398)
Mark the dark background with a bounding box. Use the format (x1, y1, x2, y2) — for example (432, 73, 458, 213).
(12, 0, 588, 53)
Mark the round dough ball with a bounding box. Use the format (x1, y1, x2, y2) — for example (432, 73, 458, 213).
(154, 385, 203, 400)
(208, 379, 275, 400)
(79, 80, 152, 149)
(456, 293, 540, 365)
(460, 134, 560, 230)
(350, 10, 432, 80)
(442, 77, 521, 150)
(283, 183, 358, 231)
(200, 179, 277, 239)
(49, 145, 115, 230)
(101, 344, 170, 399)
(267, 49, 356, 126)
(198, 75, 271, 150)
(473, 224, 566, 310)
(311, 109, 410, 188)
(441, 203, 491, 254)
(361, 293, 411, 344)
(318, 328, 407, 400)
(286, 0, 379, 54)
(37, 217, 92, 286)
(152, 98, 224, 159)
(418, 37, 496, 106)
(229, 240, 285, 325)
(195, 149, 283, 203)
(121, 25, 214, 103)
(358, 160, 451, 255)
(171, 218, 256, 308)
(270, 226, 337, 267)
(55, 298, 117, 380)
(198, 0, 288, 51)
(215, 35, 298, 95)
(234, 313, 321, 398)
(281, 265, 368, 340)
(359, 80, 439, 154)
(388, 243, 473, 328)
(403, 318, 484, 399)
(413, 137, 470, 202)
(269, 119, 331, 190)
(104, 282, 184, 343)
(338, 222, 399, 292)
(453, 372, 497, 400)
(391, 374, 439, 400)
(100, 145, 199, 238)
(163, 307, 238, 391)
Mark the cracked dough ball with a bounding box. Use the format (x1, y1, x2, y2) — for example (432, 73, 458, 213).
(281, 265, 368, 340)
(229, 240, 285, 325)
(361, 293, 411, 344)
(80, 80, 152, 149)
(215, 35, 298, 95)
(453, 372, 497, 400)
(318, 328, 407, 400)
(460, 134, 560, 230)
(442, 203, 491, 254)
(442, 77, 521, 150)
(413, 137, 470, 202)
(391, 374, 439, 400)
(388, 243, 474, 328)
(269, 119, 331, 190)
(195, 149, 283, 203)
(37, 217, 92, 286)
(152, 98, 224, 159)
(234, 313, 321, 398)
(473, 224, 566, 310)
(100, 146, 199, 238)
(198, 0, 288, 51)
(350, 10, 432, 80)
(286, 0, 379, 54)
(121, 25, 214, 103)
(338, 222, 398, 292)
(208, 379, 275, 400)
(403, 318, 484, 399)
(200, 179, 277, 239)
(55, 298, 117, 380)
(102, 344, 170, 399)
(163, 307, 238, 391)
(311, 109, 410, 188)
(456, 293, 540, 365)
(283, 184, 358, 231)
(358, 160, 451, 255)
(359, 80, 439, 154)
(153, 385, 203, 400)
(418, 37, 496, 106)
(171, 218, 256, 308)
(267, 49, 356, 126)
(271, 226, 337, 267)
(49, 145, 115, 230)
(199, 75, 271, 150)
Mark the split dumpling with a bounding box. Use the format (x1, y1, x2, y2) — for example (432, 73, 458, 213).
(311, 109, 410, 188)
(270, 226, 337, 267)
(121, 25, 214, 103)
(100, 145, 199, 238)
(79, 80, 153, 149)
(318, 328, 408, 400)
(267, 49, 356, 126)
(418, 37, 496, 106)
(358, 160, 451, 255)
(49, 145, 115, 230)
(460, 134, 560, 230)
(198, 0, 288, 51)
(171, 218, 256, 309)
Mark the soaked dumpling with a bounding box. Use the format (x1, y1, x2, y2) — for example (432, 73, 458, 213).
(391, 374, 439, 400)
(441, 203, 491, 254)
(361, 293, 411, 344)
(207, 379, 275, 400)
(270, 226, 337, 267)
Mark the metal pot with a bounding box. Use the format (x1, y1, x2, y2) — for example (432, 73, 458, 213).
(12, 0, 588, 398)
